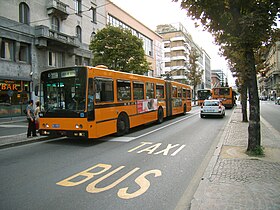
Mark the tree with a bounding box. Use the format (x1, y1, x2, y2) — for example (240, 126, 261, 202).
(187, 48, 204, 104)
(176, 0, 280, 153)
(89, 26, 150, 75)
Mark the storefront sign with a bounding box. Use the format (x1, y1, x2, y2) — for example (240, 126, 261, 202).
(0, 80, 20, 91)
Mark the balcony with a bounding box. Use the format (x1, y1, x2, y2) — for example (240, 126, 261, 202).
(35, 25, 79, 50)
(170, 36, 186, 42)
(47, 0, 69, 20)
(171, 55, 187, 61)
(171, 46, 188, 52)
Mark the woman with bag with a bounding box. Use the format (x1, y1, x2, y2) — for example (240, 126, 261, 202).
(34, 101, 40, 131)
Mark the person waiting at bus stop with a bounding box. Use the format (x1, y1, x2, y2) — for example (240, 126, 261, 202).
(26, 100, 37, 138)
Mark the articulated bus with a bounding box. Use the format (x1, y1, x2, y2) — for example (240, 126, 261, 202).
(197, 89, 212, 106)
(38, 66, 192, 139)
(212, 87, 236, 108)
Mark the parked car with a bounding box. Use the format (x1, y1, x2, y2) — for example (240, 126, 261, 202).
(275, 97, 280, 105)
(200, 99, 225, 118)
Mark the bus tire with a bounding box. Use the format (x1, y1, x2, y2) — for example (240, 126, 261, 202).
(157, 107, 164, 124)
(116, 113, 129, 136)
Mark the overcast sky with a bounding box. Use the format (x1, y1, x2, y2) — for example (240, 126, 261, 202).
(111, 0, 235, 85)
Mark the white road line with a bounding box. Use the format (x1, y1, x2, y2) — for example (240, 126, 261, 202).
(0, 125, 27, 128)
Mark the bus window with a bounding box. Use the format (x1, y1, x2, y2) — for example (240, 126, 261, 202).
(95, 78, 114, 103)
(172, 86, 177, 98)
(146, 82, 154, 99)
(178, 88, 182, 98)
(186, 90, 191, 99)
(156, 84, 164, 99)
(182, 89, 187, 98)
(117, 80, 131, 101)
(87, 78, 94, 121)
(133, 82, 144, 100)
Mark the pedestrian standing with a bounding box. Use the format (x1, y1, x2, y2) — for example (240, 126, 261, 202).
(34, 100, 40, 130)
(26, 100, 37, 137)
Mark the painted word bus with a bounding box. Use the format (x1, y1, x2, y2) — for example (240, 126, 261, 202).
(197, 89, 212, 106)
(212, 87, 236, 108)
(38, 66, 192, 139)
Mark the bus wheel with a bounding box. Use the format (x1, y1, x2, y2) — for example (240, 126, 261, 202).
(157, 107, 164, 124)
(116, 113, 129, 136)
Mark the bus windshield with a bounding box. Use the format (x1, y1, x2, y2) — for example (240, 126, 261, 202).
(197, 90, 211, 100)
(41, 67, 87, 116)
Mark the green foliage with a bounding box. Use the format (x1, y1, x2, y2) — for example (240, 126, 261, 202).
(186, 48, 203, 87)
(176, 0, 280, 150)
(89, 26, 150, 75)
(246, 146, 264, 157)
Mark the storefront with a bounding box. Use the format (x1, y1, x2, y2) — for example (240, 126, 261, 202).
(0, 79, 30, 118)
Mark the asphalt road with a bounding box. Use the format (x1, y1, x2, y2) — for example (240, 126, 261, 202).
(260, 100, 280, 133)
(0, 107, 233, 210)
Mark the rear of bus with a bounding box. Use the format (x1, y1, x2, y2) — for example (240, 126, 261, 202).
(212, 87, 234, 108)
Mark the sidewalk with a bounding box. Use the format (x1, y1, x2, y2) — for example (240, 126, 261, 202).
(190, 104, 280, 210)
(0, 116, 51, 148)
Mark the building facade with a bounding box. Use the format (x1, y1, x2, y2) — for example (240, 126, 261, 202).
(105, 0, 163, 77)
(258, 41, 280, 99)
(0, 0, 106, 117)
(0, 0, 163, 118)
(156, 22, 211, 90)
(211, 69, 228, 87)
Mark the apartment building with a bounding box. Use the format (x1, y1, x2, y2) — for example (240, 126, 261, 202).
(258, 41, 280, 99)
(211, 69, 228, 87)
(105, 0, 163, 77)
(156, 22, 211, 89)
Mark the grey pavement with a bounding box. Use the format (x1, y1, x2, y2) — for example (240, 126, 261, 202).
(190, 104, 280, 210)
(0, 116, 51, 148)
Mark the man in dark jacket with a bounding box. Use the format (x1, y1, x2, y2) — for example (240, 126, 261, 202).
(26, 100, 37, 137)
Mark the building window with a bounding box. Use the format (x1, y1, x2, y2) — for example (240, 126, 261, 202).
(107, 14, 153, 57)
(92, 7, 97, 23)
(76, 26, 82, 42)
(75, 55, 82, 65)
(1, 39, 14, 61)
(19, 2, 30, 24)
(51, 16, 60, 31)
(49, 51, 64, 67)
(74, 0, 82, 15)
(19, 43, 30, 63)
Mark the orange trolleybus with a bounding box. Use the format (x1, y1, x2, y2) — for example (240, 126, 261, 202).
(212, 87, 236, 108)
(38, 66, 192, 139)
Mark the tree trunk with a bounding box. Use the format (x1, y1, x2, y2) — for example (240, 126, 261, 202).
(246, 49, 261, 152)
(240, 82, 248, 122)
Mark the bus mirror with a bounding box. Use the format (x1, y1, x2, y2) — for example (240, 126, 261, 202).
(35, 85, 39, 96)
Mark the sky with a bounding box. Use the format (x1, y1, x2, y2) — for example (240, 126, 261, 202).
(111, 0, 236, 86)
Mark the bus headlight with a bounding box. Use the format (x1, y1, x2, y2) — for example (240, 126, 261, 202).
(75, 124, 83, 129)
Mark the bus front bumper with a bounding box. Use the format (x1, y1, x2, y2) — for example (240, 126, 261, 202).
(39, 129, 88, 138)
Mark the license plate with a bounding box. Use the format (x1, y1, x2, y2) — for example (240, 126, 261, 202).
(52, 124, 60, 128)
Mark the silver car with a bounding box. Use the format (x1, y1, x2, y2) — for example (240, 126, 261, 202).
(200, 99, 225, 118)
